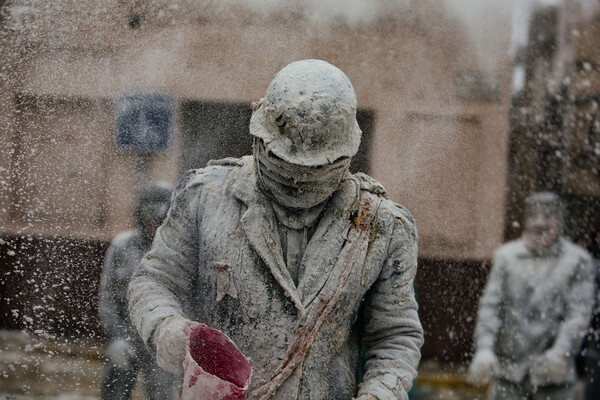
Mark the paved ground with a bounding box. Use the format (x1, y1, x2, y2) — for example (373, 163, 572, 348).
(0, 329, 490, 399)
(415, 360, 487, 400)
(0, 330, 147, 400)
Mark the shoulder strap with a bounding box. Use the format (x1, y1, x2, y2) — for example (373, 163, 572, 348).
(248, 190, 381, 400)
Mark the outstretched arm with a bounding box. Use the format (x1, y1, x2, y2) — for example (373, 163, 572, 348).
(474, 253, 505, 352)
(467, 254, 505, 385)
(128, 170, 201, 350)
(358, 205, 423, 400)
(554, 251, 594, 354)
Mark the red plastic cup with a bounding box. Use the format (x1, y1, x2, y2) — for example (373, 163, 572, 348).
(181, 323, 252, 400)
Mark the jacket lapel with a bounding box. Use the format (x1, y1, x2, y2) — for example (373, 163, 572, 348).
(232, 158, 306, 316)
(297, 177, 360, 308)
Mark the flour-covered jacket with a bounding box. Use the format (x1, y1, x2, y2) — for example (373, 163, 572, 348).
(99, 229, 149, 350)
(128, 156, 423, 400)
(475, 238, 594, 383)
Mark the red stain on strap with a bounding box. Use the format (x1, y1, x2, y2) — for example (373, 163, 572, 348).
(189, 371, 199, 388)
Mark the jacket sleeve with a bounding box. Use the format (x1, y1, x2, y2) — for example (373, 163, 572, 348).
(128, 170, 202, 350)
(474, 251, 505, 350)
(552, 249, 594, 354)
(98, 239, 126, 341)
(357, 203, 423, 400)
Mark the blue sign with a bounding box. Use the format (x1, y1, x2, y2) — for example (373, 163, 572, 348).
(116, 93, 174, 152)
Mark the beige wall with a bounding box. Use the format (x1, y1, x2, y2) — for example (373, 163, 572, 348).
(0, 3, 512, 259)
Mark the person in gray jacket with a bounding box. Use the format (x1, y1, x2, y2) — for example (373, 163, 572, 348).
(468, 192, 594, 400)
(128, 59, 423, 400)
(99, 183, 175, 400)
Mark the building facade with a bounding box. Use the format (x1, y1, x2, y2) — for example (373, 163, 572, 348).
(0, 0, 517, 360)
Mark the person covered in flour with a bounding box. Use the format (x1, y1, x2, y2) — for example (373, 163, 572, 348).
(128, 59, 423, 400)
(468, 192, 594, 400)
(99, 183, 175, 400)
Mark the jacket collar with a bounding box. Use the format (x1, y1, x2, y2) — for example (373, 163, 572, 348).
(517, 237, 564, 259)
(232, 158, 361, 315)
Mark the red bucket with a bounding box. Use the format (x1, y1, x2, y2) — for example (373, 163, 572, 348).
(181, 324, 252, 400)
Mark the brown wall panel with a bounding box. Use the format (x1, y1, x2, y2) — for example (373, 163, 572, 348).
(9, 95, 113, 237)
(417, 258, 490, 361)
(0, 235, 108, 340)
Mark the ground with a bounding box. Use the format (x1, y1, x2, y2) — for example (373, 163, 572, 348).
(0, 330, 148, 400)
(0, 329, 571, 400)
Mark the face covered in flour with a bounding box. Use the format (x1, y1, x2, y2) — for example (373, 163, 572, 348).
(135, 183, 173, 243)
(249, 59, 362, 210)
(522, 192, 563, 249)
(254, 138, 350, 209)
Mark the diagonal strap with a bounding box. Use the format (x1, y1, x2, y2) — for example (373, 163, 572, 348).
(248, 190, 381, 400)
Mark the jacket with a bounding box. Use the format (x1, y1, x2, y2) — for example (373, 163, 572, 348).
(128, 156, 423, 399)
(99, 229, 149, 351)
(475, 238, 594, 384)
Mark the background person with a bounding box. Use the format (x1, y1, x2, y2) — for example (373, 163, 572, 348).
(99, 182, 175, 400)
(468, 192, 594, 400)
(582, 230, 600, 400)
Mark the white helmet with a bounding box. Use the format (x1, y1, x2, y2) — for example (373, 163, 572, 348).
(249, 59, 361, 166)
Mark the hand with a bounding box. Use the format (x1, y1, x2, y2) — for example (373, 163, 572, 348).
(153, 315, 197, 374)
(530, 347, 569, 386)
(107, 338, 133, 370)
(467, 348, 499, 386)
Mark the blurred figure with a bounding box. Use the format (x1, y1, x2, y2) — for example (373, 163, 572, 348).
(468, 192, 594, 400)
(582, 230, 600, 400)
(99, 183, 174, 400)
